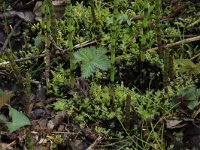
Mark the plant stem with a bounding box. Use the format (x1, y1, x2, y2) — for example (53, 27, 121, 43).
(155, 0, 163, 56)
(4, 50, 24, 90)
(90, 0, 96, 23)
(168, 52, 174, 81)
(109, 0, 118, 108)
(155, 0, 169, 94)
(1, 20, 24, 90)
(66, 0, 76, 87)
(25, 73, 33, 150)
(148, 35, 200, 52)
(25, 73, 31, 115)
(124, 94, 131, 130)
(110, 0, 118, 83)
(163, 48, 169, 94)
(47, 0, 58, 56)
(42, 0, 51, 90)
(139, 5, 148, 63)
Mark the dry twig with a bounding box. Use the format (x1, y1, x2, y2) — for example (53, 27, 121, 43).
(86, 136, 102, 150)
(148, 35, 200, 52)
(0, 39, 97, 66)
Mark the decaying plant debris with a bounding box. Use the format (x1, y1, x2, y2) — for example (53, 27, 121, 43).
(0, 0, 200, 149)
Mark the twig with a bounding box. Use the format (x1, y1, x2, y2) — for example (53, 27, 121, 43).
(0, 20, 22, 57)
(86, 136, 102, 150)
(0, 20, 25, 90)
(162, 34, 198, 38)
(190, 51, 200, 60)
(25, 73, 31, 115)
(148, 35, 200, 52)
(0, 39, 97, 66)
(5, 140, 17, 149)
(0, 54, 45, 66)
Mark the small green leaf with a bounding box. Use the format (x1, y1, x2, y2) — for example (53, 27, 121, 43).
(140, 35, 147, 45)
(176, 59, 195, 67)
(194, 64, 200, 74)
(123, 14, 128, 20)
(34, 36, 42, 47)
(0, 89, 3, 96)
(175, 59, 198, 74)
(196, 89, 200, 98)
(6, 107, 31, 133)
(127, 20, 132, 26)
(0, 114, 7, 123)
(94, 56, 110, 70)
(187, 100, 199, 110)
(54, 101, 66, 110)
(143, 18, 148, 27)
(181, 87, 197, 101)
(107, 17, 113, 24)
(148, 5, 155, 14)
(73, 46, 110, 78)
(81, 62, 96, 78)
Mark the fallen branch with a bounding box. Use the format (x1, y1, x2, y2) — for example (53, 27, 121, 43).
(0, 39, 97, 66)
(3, 35, 198, 67)
(162, 34, 198, 38)
(148, 35, 200, 52)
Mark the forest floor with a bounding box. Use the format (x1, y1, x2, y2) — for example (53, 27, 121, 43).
(0, 0, 200, 150)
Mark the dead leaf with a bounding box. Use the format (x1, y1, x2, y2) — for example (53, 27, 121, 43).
(17, 11, 35, 22)
(33, 0, 66, 21)
(0, 91, 15, 109)
(0, 11, 35, 22)
(165, 119, 188, 129)
(47, 111, 67, 131)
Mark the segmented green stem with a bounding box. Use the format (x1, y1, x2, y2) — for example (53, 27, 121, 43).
(168, 52, 174, 80)
(109, 0, 119, 108)
(139, 6, 148, 63)
(163, 49, 169, 94)
(110, 0, 118, 83)
(25, 74, 33, 150)
(155, 0, 170, 93)
(4, 49, 24, 90)
(66, 0, 74, 54)
(90, 0, 96, 23)
(41, 0, 51, 89)
(47, 0, 58, 55)
(25, 73, 31, 115)
(1, 19, 24, 90)
(155, 0, 163, 56)
(66, 0, 75, 86)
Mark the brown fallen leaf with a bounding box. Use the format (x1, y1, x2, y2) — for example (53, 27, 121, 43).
(33, 0, 66, 21)
(0, 91, 15, 109)
(47, 110, 67, 131)
(0, 11, 35, 22)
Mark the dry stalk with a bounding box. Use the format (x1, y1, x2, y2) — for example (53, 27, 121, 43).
(148, 35, 200, 52)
